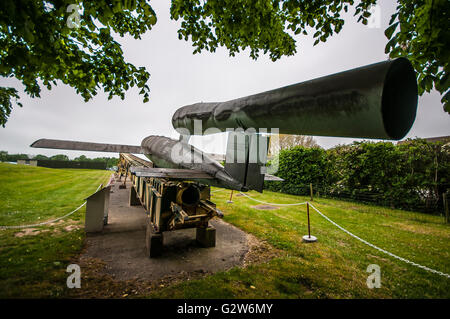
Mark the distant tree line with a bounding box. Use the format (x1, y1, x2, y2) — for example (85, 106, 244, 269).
(71, 155, 118, 169)
(265, 139, 450, 214)
(269, 134, 319, 154)
(0, 151, 118, 168)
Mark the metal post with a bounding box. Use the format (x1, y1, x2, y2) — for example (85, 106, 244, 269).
(302, 202, 317, 243)
(444, 191, 449, 224)
(307, 202, 311, 238)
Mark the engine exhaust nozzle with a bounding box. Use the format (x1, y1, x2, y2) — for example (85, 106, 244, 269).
(172, 58, 418, 140)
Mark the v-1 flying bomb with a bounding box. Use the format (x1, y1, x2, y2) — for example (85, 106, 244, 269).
(30, 58, 418, 256)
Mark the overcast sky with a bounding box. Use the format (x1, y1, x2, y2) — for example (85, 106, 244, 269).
(1, 0, 449, 159)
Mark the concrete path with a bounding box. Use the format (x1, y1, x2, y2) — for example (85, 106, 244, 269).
(82, 180, 249, 281)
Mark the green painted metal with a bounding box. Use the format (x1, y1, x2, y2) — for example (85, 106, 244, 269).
(172, 58, 418, 140)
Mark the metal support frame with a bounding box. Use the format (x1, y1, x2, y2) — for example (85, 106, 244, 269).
(119, 153, 221, 257)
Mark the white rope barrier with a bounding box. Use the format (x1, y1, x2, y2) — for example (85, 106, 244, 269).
(236, 192, 450, 279)
(0, 184, 103, 230)
(308, 202, 450, 279)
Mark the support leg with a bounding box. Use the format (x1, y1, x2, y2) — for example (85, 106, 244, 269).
(119, 171, 127, 189)
(145, 222, 163, 258)
(129, 186, 141, 206)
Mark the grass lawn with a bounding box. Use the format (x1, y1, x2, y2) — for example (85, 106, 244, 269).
(0, 163, 111, 298)
(149, 188, 450, 299)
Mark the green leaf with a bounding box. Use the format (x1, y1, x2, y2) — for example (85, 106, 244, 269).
(384, 22, 399, 39)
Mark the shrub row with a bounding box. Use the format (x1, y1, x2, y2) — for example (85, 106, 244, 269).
(265, 139, 450, 214)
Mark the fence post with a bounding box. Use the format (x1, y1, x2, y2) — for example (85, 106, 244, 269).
(310, 183, 313, 201)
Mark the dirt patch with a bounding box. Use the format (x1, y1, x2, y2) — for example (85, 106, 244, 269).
(47, 220, 65, 227)
(14, 228, 49, 237)
(13, 216, 81, 237)
(366, 254, 391, 264)
(64, 225, 81, 232)
(243, 232, 283, 266)
(69, 257, 155, 298)
(71, 182, 279, 297)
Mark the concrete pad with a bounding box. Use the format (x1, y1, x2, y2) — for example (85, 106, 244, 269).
(82, 181, 249, 281)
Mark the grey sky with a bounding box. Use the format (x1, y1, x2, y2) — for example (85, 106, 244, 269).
(0, 0, 449, 159)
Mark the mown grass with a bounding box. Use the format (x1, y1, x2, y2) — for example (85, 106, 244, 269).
(1, 163, 449, 299)
(0, 163, 111, 298)
(150, 188, 450, 299)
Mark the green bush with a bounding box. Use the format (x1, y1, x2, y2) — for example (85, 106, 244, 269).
(265, 146, 331, 195)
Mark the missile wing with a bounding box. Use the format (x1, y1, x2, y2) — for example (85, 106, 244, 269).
(30, 139, 144, 154)
(30, 135, 249, 191)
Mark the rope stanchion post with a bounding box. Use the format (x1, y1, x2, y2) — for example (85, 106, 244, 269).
(307, 203, 311, 237)
(302, 202, 317, 243)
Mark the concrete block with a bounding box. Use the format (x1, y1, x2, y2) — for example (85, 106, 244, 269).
(196, 226, 216, 248)
(85, 186, 111, 233)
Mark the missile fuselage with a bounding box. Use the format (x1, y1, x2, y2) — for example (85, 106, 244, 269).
(141, 135, 246, 191)
(172, 58, 418, 140)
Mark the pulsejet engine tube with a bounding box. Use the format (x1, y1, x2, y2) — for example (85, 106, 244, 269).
(172, 58, 418, 140)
